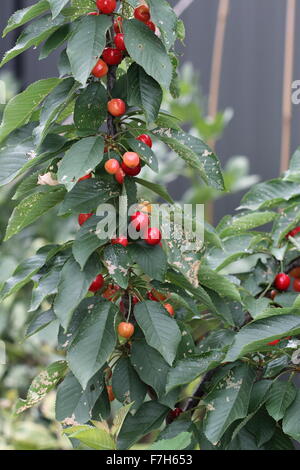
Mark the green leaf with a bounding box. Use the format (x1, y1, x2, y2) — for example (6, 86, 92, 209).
(15, 361, 67, 414)
(1, 15, 66, 67)
(225, 315, 300, 362)
(198, 265, 241, 302)
(111, 403, 134, 438)
(67, 300, 117, 388)
(117, 401, 169, 450)
(64, 425, 115, 450)
(272, 202, 300, 245)
(238, 179, 300, 211)
(74, 82, 107, 135)
(134, 301, 181, 366)
(26, 309, 56, 338)
(3, 1, 50, 37)
(54, 255, 102, 330)
(149, 432, 191, 451)
(147, 0, 177, 51)
(284, 147, 300, 182)
(153, 128, 224, 190)
(58, 136, 104, 189)
(0, 138, 35, 187)
(266, 381, 297, 422)
(123, 19, 172, 89)
(166, 351, 224, 393)
(125, 137, 158, 172)
(56, 371, 104, 424)
(103, 245, 131, 289)
(112, 357, 147, 410)
(218, 211, 277, 238)
(58, 177, 120, 215)
(282, 389, 300, 441)
(128, 243, 167, 281)
(127, 63, 162, 124)
(67, 15, 111, 85)
(29, 266, 61, 312)
(202, 363, 255, 444)
(5, 187, 66, 241)
(131, 339, 170, 398)
(134, 177, 174, 204)
(48, 0, 70, 18)
(73, 216, 107, 269)
(39, 24, 71, 59)
(0, 78, 60, 144)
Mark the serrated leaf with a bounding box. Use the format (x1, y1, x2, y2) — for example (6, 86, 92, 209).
(134, 301, 181, 365)
(48, 0, 70, 18)
(67, 301, 117, 388)
(26, 309, 56, 338)
(0, 138, 35, 187)
(5, 187, 66, 241)
(126, 137, 158, 172)
(15, 361, 67, 414)
(0, 78, 60, 144)
(74, 82, 107, 135)
(147, 0, 177, 51)
(64, 425, 115, 450)
(73, 216, 107, 269)
(134, 177, 174, 204)
(103, 245, 131, 289)
(58, 136, 104, 189)
(39, 24, 71, 59)
(128, 242, 167, 281)
(29, 267, 61, 312)
(149, 432, 191, 451)
(112, 358, 147, 410)
(219, 211, 277, 238)
(67, 15, 111, 85)
(127, 63, 162, 124)
(3, 1, 50, 37)
(198, 265, 241, 302)
(282, 390, 300, 441)
(123, 19, 172, 89)
(238, 179, 300, 211)
(266, 381, 297, 422)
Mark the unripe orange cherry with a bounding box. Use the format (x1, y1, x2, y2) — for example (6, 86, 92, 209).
(107, 98, 126, 117)
(118, 322, 135, 339)
(107, 385, 115, 402)
(92, 59, 108, 78)
(122, 152, 140, 168)
(164, 303, 175, 316)
(105, 158, 120, 175)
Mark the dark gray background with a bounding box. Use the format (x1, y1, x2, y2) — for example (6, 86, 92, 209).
(1, 0, 300, 222)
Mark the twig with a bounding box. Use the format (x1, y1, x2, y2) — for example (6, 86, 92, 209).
(280, 0, 296, 174)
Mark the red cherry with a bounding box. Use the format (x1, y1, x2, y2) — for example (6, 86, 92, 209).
(105, 158, 120, 175)
(286, 226, 300, 239)
(121, 162, 141, 176)
(267, 339, 280, 346)
(164, 303, 175, 316)
(107, 98, 126, 117)
(102, 47, 123, 66)
(293, 278, 300, 292)
(147, 291, 159, 301)
(92, 59, 108, 78)
(78, 213, 93, 226)
(111, 236, 128, 247)
(170, 408, 183, 419)
(130, 211, 150, 231)
(136, 134, 152, 148)
(145, 227, 162, 245)
(122, 151, 140, 168)
(132, 296, 140, 304)
(78, 173, 92, 182)
(146, 20, 156, 32)
(114, 16, 123, 33)
(115, 167, 125, 184)
(96, 0, 116, 14)
(114, 33, 126, 51)
(134, 5, 150, 22)
(274, 273, 290, 291)
(89, 274, 104, 293)
(102, 284, 120, 301)
(88, 12, 100, 16)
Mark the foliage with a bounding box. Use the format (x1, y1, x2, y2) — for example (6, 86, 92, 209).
(1, 0, 300, 452)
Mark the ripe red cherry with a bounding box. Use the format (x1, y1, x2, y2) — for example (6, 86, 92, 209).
(114, 33, 126, 51)
(130, 211, 150, 231)
(96, 0, 116, 14)
(136, 134, 152, 148)
(274, 273, 290, 291)
(115, 167, 125, 184)
(289, 267, 300, 278)
(105, 158, 120, 175)
(147, 291, 159, 301)
(122, 152, 140, 168)
(78, 173, 92, 182)
(114, 16, 123, 33)
(286, 226, 300, 239)
(102, 284, 120, 301)
(88, 12, 100, 16)
(132, 296, 140, 304)
(118, 322, 135, 339)
(111, 235, 129, 247)
(293, 278, 300, 292)
(170, 408, 183, 419)
(267, 339, 280, 346)
(92, 59, 108, 78)
(146, 20, 156, 32)
(134, 5, 150, 22)
(145, 227, 162, 245)
(107, 98, 126, 117)
(78, 213, 93, 226)
(164, 303, 175, 316)
(89, 274, 104, 293)
(102, 47, 123, 66)
(121, 162, 141, 176)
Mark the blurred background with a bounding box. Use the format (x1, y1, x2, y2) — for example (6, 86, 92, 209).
(1, 0, 300, 449)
